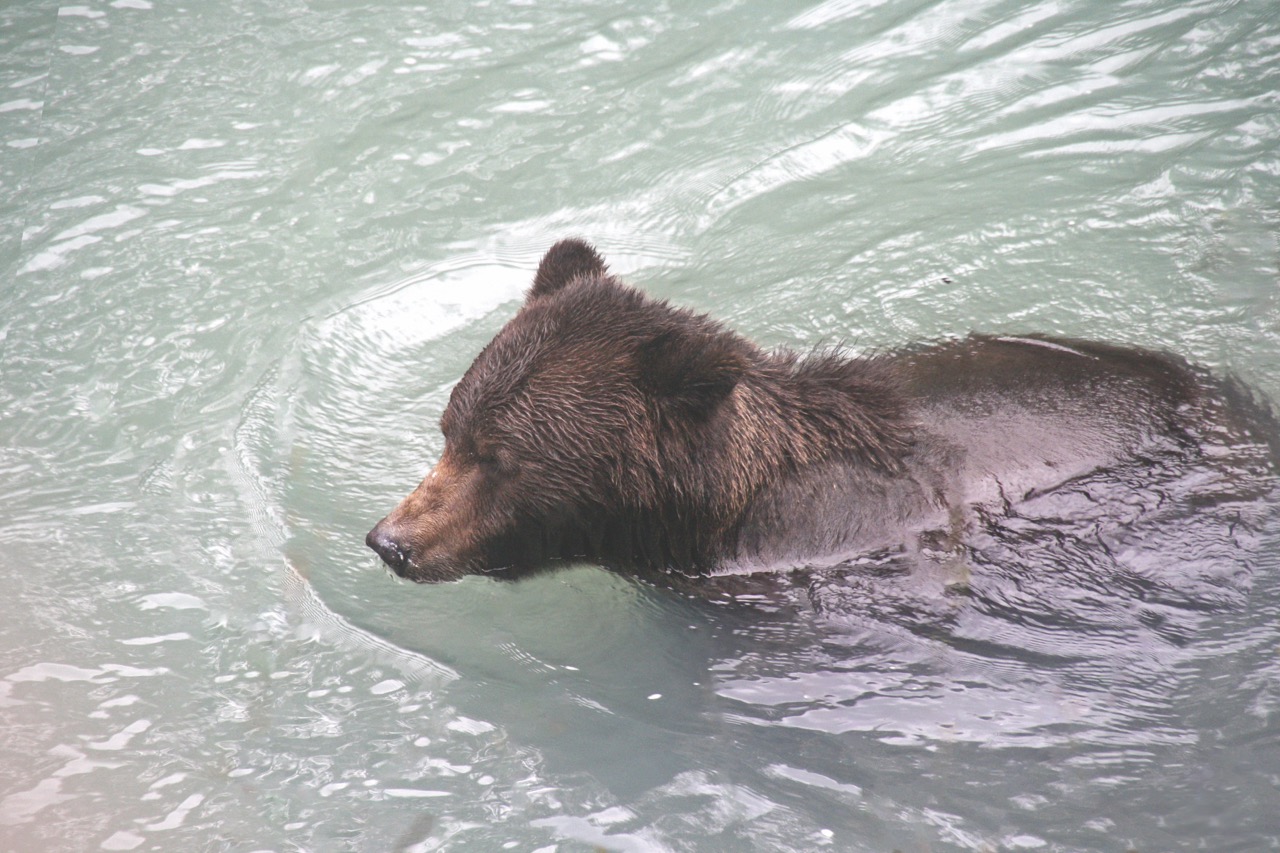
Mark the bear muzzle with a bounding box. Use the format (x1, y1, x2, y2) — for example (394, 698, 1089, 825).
(365, 522, 411, 576)
(366, 455, 488, 581)
(365, 516, 479, 581)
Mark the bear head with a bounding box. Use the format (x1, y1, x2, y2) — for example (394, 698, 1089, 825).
(366, 239, 909, 581)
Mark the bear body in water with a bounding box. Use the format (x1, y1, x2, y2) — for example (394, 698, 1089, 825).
(367, 239, 1275, 582)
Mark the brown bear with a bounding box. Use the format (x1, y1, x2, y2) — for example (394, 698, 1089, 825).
(366, 239, 1275, 582)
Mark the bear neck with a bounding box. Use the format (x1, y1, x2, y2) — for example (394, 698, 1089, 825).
(738, 349, 912, 474)
(491, 350, 916, 577)
(637, 349, 915, 573)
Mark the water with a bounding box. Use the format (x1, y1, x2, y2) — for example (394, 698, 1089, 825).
(3, 0, 1279, 850)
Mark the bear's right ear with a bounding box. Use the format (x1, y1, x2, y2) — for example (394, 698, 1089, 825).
(640, 328, 750, 420)
(528, 239, 608, 300)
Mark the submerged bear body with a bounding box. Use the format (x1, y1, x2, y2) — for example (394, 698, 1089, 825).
(366, 240, 1274, 582)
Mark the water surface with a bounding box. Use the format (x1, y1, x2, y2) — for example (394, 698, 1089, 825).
(2, 0, 1279, 850)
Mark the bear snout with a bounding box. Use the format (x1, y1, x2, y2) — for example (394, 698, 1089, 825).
(366, 522, 411, 576)
(365, 456, 488, 581)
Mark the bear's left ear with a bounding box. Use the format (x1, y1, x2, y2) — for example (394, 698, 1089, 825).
(529, 238, 608, 300)
(639, 328, 750, 419)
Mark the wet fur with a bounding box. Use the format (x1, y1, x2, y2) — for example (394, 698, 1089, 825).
(367, 239, 1275, 582)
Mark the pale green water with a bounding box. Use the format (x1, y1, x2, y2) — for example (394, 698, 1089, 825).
(3, 1, 1280, 851)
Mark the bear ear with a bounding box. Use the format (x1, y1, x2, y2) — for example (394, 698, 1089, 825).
(639, 327, 750, 419)
(528, 238, 608, 300)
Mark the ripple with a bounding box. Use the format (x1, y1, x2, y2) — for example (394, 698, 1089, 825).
(4, 0, 1280, 850)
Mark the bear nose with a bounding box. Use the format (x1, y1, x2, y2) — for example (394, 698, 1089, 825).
(366, 524, 409, 576)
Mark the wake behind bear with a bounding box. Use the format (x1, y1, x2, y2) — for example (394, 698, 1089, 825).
(366, 239, 1277, 583)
